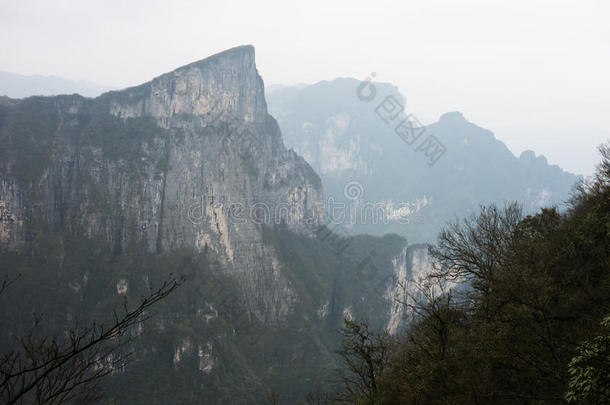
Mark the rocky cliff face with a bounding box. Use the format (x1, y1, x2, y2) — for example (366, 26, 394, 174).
(107, 46, 267, 125)
(0, 47, 437, 402)
(0, 45, 322, 323)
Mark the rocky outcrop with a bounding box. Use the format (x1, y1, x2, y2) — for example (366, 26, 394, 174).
(0, 45, 323, 323)
(106, 46, 267, 125)
(385, 244, 434, 335)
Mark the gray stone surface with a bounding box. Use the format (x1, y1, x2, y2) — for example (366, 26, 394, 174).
(0, 46, 323, 323)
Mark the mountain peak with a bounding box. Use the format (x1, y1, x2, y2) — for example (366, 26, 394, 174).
(107, 45, 267, 125)
(179, 45, 255, 71)
(439, 111, 466, 123)
(520, 150, 536, 160)
(520, 150, 548, 165)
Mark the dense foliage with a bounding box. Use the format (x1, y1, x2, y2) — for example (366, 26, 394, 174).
(339, 145, 610, 404)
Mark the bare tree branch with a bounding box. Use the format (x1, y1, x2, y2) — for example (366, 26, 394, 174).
(1, 273, 184, 405)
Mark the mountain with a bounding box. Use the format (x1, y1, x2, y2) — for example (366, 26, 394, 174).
(265, 82, 309, 94)
(266, 79, 580, 243)
(0, 70, 115, 98)
(0, 46, 422, 403)
(1, 48, 579, 404)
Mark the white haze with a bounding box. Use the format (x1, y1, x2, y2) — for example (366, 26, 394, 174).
(1, 0, 608, 176)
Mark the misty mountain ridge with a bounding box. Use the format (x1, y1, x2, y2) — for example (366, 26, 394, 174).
(267, 78, 579, 243)
(0, 70, 116, 98)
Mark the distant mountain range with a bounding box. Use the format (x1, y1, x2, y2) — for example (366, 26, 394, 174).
(0, 70, 115, 98)
(266, 78, 580, 243)
(265, 83, 309, 94)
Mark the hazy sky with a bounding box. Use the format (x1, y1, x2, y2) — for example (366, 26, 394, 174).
(1, 0, 608, 176)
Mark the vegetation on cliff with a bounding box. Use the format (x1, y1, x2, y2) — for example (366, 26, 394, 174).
(331, 145, 609, 404)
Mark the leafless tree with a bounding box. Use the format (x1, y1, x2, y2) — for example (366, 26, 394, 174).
(0, 274, 21, 296)
(0, 274, 183, 405)
(333, 319, 392, 404)
(401, 276, 463, 366)
(429, 202, 522, 294)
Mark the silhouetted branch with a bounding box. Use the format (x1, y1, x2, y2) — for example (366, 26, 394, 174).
(1, 274, 184, 405)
